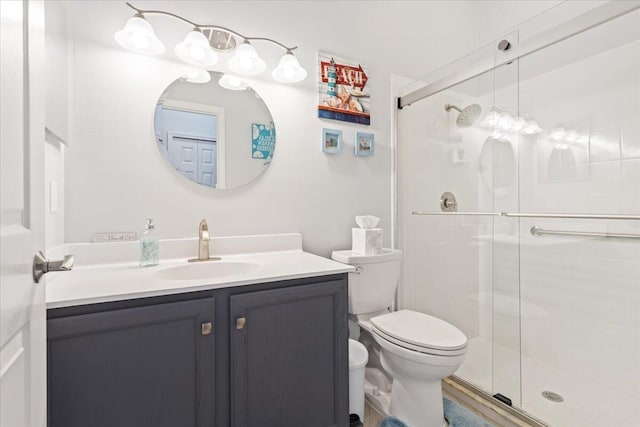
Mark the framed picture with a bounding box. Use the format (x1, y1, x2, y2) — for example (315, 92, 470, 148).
(251, 122, 275, 160)
(355, 132, 374, 156)
(322, 128, 342, 154)
(318, 52, 371, 125)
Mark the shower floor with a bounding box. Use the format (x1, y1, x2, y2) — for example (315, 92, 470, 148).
(455, 337, 640, 426)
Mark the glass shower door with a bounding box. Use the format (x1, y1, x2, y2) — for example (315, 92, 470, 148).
(514, 8, 640, 426)
(398, 39, 525, 402)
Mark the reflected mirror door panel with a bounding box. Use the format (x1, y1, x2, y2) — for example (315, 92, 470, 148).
(198, 143, 217, 187)
(154, 71, 275, 190)
(167, 135, 217, 188)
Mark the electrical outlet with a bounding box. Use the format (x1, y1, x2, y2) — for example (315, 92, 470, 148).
(93, 232, 138, 243)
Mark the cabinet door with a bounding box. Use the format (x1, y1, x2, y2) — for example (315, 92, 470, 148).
(230, 280, 348, 427)
(48, 297, 215, 427)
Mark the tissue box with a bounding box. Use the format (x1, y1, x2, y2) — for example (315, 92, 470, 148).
(352, 228, 383, 255)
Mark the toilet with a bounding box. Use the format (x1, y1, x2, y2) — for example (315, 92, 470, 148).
(331, 249, 467, 427)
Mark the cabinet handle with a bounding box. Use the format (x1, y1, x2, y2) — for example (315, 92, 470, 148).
(201, 322, 213, 336)
(236, 317, 246, 330)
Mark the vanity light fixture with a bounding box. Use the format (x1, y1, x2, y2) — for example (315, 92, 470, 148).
(272, 50, 308, 83)
(175, 29, 218, 66)
(114, 13, 165, 55)
(180, 69, 211, 84)
(228, 41, 267, 75)
(218, 74, 249, 91)
(114, 2, 307, 83)
(548, 125, 588, 144)
(480, 106, 542, 135)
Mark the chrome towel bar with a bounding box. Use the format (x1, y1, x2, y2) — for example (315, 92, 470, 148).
(530, 226, 640, 240)
(411, 211, 640, 221)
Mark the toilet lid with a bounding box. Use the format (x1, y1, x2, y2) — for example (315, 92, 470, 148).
(370, 310, 467, 352)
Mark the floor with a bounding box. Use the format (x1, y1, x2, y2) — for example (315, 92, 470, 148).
(362, 378, 542, 427)
(364, 402, 384, 427)
(456, 337, 640, 426)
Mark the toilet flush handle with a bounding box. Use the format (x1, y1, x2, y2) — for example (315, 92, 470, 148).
(350, 266, 364, 275)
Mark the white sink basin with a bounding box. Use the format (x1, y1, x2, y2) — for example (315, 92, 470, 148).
(155, 261, 261, 281)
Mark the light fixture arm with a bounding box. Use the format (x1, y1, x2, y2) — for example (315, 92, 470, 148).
(125, 2, 298, 52)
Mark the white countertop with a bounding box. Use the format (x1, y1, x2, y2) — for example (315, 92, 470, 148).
(46, 233, 353, 309)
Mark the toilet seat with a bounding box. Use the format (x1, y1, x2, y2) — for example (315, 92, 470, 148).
(371, 310, 467, 356)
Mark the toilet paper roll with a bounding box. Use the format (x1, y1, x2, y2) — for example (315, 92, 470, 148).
(352, 228, 383, 255)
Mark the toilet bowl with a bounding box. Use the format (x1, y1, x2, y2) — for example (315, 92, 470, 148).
(331, 249, 468, 427)
(370, 310, 466, 427)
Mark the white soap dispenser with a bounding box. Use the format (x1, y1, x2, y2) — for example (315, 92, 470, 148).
(140, 218, 159, 267)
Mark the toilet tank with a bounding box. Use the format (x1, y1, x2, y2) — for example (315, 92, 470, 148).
(331, 249, 403, 315)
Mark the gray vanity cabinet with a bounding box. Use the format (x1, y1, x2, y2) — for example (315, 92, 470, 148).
(229, 280, 349, 427)
(47, 297, 215, 427)
(47, 274, 348, 427)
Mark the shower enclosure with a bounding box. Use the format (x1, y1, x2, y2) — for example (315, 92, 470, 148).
(397, 2, 639, 425)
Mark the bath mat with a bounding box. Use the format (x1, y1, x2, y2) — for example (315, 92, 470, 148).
(443, 397, 495, 427)
(378, 398, 495, 427)
(379, 416, 407, 427)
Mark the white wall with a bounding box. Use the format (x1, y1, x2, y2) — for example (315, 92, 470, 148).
(44, 1, 70, 249)
(63, 1, 487, 256)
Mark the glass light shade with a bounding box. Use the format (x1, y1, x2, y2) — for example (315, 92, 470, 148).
(480, 107, 501, 128)
(218, 74, 248, 91)
(566, 129, 579, 142)
(175, 30, 218, 66)
(524, 121, 542, 134)
(512, 116, 526, 131)
(114, 16, 165, 55)
(180, 69, 211, 84)
(272, 53, 307, 83)
(550, 127, 565, 140)
(228, 42, 266, 75)
(497, 112, 513, 130)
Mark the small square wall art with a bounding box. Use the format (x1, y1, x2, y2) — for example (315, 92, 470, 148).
(322, 128, 342, 154)
(355, 132, 374, 156)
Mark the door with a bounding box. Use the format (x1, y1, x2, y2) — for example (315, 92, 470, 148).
(229, 280, 349, 427)
(0, 1, 46, 427)
(47, 298, 215, 427)
(168, 134, 218, 187)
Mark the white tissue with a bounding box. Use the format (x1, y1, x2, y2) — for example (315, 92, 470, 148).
(355, 215, 380, 229)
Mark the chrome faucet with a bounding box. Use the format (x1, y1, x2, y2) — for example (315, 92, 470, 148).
(198, 219, 210, 260)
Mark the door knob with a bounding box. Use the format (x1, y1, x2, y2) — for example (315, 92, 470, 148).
(33, 251, 74, 283)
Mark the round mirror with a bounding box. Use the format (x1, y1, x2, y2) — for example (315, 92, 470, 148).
(154, 71, 275, 189)
(479, 136, 516, 198)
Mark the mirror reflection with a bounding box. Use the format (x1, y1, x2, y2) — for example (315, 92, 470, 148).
(154, 71, 275, 189)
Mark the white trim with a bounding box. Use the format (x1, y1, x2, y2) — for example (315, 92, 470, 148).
(0, 330, 24, 378)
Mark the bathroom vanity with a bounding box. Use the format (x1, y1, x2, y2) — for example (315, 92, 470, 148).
(45, 234, 352, 427)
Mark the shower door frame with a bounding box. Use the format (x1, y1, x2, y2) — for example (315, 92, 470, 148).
(397, 1, 639, 109)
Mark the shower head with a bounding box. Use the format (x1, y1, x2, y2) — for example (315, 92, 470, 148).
(445, 103, 482, 128)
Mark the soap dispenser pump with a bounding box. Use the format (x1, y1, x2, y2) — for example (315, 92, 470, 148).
(140, 218, 159, 267)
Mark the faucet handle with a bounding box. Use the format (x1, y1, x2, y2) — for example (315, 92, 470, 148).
(199, 219, 208, 231)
